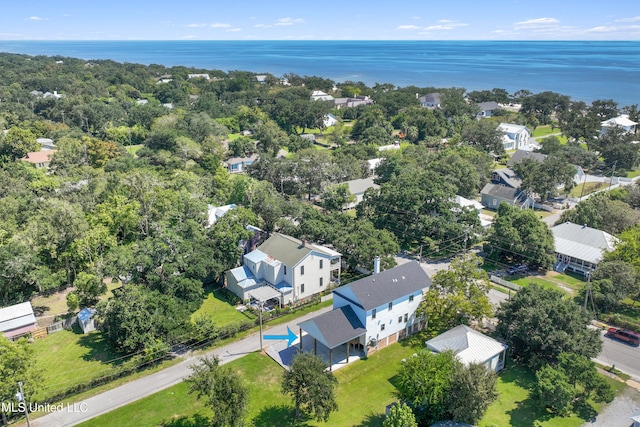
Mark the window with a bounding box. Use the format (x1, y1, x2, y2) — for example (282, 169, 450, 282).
(380, 323, 385, 332)
(319, 259, 323, 269)
(388, 302, 393, 311)
(409, 295, 414, 302)
(301, 265, 305, 276)
(398, 316, 402, 323)
(284, 265, 287, 275)
(372, 308, 376, 319)
(319, 277, 323, 287)
(404, 313, 408, 323)
(300, 283, 305, 293)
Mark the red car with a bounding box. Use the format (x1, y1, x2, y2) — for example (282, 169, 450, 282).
(606, 327, 640, 346)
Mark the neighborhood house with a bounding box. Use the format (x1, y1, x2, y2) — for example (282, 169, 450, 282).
(552, 222, 619, 276)
(498, 123, 530, 151)
(226, 233, 341, 306)
(297, 260, 432, 369)
(0, 301, 37, 339)
(426, 324, 508, 373)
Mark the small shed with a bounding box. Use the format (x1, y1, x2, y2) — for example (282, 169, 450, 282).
(77, 308, 97, 334)
(0, 301, 37, 339)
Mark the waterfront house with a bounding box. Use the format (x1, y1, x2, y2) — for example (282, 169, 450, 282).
(419, 93, 441, 109)
(476, 101, 500, 118)
(601, 115, 637, 135)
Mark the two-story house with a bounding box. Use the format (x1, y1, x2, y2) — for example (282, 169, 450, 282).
(498, 123, 531, 151)
(297, 260, 432, 369)
(226, 233, 341, 305)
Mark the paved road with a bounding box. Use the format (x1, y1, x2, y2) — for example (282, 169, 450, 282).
(595, 329, 640, 382)
(30, 305, 334, 427)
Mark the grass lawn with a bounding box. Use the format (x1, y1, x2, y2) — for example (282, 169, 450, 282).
(124, 144, 144, 156)
(31, 325, 123, 401)
(531, 125, 561, 138)
(479, 364, 625, 427)
(569, 181, 608, 197)
(627, 169, 640, 178)
(509, 271, 586, 295)
(191, 286, 252, 326)
(78, 341, 419, 427)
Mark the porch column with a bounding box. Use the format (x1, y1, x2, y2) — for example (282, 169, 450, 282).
(299, 328, 303, 350)
(329, 349, 333, 371)
(346, 342, 350, 363)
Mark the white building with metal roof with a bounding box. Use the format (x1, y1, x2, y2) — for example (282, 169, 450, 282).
(0, 301, 37, 339)
(552, 222, 619, 276)
(426, 324, 508, 372)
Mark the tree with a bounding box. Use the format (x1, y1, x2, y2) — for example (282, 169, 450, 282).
(589, 260, 638, 312)
(185, 356, 248, 427)
(535, 352, 614, 416)
(0, 336, 41, 425)
(322, 183, 355, 211)
(281, 352, 338, 422)
(0, 126, 39, 161)
(383, 402, 417, 427)
(594, 126, 638, 171)
(460, 119, 504, 154)
(511, 155, 576, 200)
(446, 362, 498, 425)
(485, 203, 556, 270)
(495, 284, 602, 368)
(395, 350, 457, 425)
(417, 254, 492, 333)
(557, 192, 640, 235)
(520, 91, 570, 126)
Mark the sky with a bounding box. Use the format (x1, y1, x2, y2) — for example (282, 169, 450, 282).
(2, 0, 640, 41)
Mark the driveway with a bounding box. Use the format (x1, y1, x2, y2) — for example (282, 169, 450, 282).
(595, 328, 640, 382)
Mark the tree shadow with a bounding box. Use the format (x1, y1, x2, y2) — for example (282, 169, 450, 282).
(76, 329, 120, 364)
(160, 413, 210, 427)
(498, 364, 536, 391)
(32, 305, 50, 316)
(572, 397, 598, 422)
(351, 412, 386, 427)
(506, 396, 554, 427)
(252, 404, 309, 427)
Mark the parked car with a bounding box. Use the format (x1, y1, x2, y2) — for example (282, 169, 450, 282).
(507, 264, 528, 275)
(606, 327, 640, 346)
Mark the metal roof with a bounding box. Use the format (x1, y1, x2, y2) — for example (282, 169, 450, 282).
(344, 178, 379, 196)
(298, 305, 366, 349)
(0, 302, 36, 333)
(258, 233, 340, 268)
(552, 222, 619, 264)
(333, 261, 431, 311)
(426, 325, 507, 366)
(248, 286, 281, 302)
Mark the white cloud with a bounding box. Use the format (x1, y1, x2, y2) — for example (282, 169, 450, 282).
(397, 25, 421, 30)
(275, 17, 304, 26)
(514, 17, 560, 28)
(187, 23, 207, 28)
(425, 21, 468, 31)
(584, 26, 618, 33)
(254, 24, 272, 28)
(226, 28, 242, 32)
(27, 16, 45, 21)
(210, 23, 231, 28)
(616, 16, 640, 23)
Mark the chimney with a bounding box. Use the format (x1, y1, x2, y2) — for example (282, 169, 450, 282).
(373, 257, 381, 275)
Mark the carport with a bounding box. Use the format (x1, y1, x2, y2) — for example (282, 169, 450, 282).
(297, 306, 366, 370)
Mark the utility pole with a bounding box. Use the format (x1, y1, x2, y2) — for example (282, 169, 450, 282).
(17, 382, 31, 427)
(583, 269, 596, 318)
(608, 161, 617, 190)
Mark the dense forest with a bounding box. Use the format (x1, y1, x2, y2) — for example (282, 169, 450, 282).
(0, 51, 639, 356)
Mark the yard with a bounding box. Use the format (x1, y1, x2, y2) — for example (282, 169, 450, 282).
(76, 335, 623, 427)
(569, 181, 608, 198)
(190, 286, 252, 326)
(509, 271, 586, 295)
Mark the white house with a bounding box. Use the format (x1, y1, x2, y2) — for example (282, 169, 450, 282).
(310, 90, 334, 101)
(498, 123, 531, 151)
(323, 113, 338, 127)
(206, 204, 236, 227)
(476, 101, 500, 118)
(601, 114, 637, 135)
(426, 324, 508, 372)
(226, 233, 341, 305)
(419, 93, 441, 109)
(298, 261, 432, 368)
(552, 222, 619, 276)
(225, 153, 259, 173)
(454, 195, 492, 228)
(187, 73, 210, 80)
(0, 301, 37, 339)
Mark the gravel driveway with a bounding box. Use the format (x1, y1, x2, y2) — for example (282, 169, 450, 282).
(584, 385, 640, 426)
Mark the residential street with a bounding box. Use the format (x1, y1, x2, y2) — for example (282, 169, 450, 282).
(595, 329, 640, 381)
(29, 305, 333, 427)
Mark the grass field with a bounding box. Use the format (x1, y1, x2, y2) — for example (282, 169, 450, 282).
(509, 271, 586, 295)
(124, 144, 144, 156)
(531, 125, 560, 138)
(78, 338, 623, 427)
(191, 287, 251, 325)
(569, 181, 608, 197)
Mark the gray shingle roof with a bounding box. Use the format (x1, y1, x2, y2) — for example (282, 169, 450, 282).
(477, 101, 500, 111)
(481, 183, 519, 200)
(507, 150, 547, 166)
(333, 261, 431, 311)
(344, 177, 379, 195)
(297, 305, 366, 349)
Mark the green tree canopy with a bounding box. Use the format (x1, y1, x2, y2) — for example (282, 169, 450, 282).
(495, 284, 602, 368)
(281, 352, 338, 422)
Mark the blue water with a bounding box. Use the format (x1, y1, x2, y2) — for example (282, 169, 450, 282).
(0, 40, 639, 106)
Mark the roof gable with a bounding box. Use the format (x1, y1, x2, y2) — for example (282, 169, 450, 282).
(333, 261, 431, 311)
(507, 150, 547, 166)
(297, 305, 366, 348)
(552, 222, 619, 263)
(426, 325, 507, 365)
